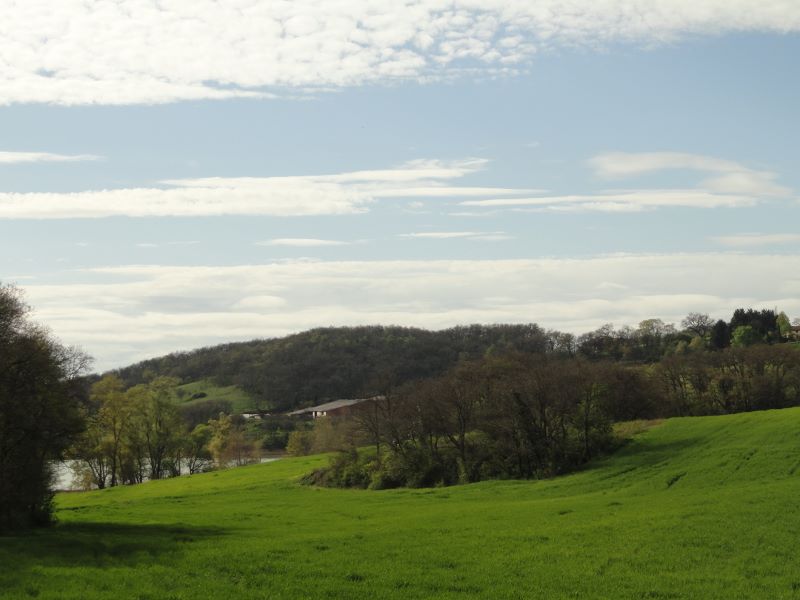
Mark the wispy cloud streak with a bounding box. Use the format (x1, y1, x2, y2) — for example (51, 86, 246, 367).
(0, 151, 101, 164)
(0, 159, 510, 219)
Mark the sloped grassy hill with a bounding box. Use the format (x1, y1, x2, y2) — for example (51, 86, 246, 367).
(3, 409, 800, 599)
(176, 379, 258, 414)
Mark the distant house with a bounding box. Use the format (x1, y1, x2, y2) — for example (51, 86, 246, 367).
(287, 396, 383, 419)
(240, 413, 263, 420)
(789, 325, 800, 340)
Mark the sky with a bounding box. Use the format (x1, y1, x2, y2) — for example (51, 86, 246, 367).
(1, 1, 799, 371)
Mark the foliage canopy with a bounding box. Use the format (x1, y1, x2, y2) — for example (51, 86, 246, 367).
(0, 285, 89, 531)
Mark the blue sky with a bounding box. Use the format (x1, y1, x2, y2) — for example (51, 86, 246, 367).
(1, 2, 799, 370)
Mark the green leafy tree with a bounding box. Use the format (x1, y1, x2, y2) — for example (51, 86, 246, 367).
(71, 412, 111, 489)
(207, 413, 232, 467)
(777, 312, 791, 338)
(285, 428, 314, 457)
(185, 423, 213, 474)
(72, 375, 143, 488)
(206, 413, 257, 467)
(0, 284, 90, 530)
(128, 377, 183, 479)
(732, 325, 760, 347)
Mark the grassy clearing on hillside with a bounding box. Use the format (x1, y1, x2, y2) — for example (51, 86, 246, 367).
(176, 379, 258, 413)
(2, 409, 800, 599)
(612, 418, 665, 442)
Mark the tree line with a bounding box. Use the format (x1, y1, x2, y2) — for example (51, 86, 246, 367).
(298, 330, 800, 489)
(303, 354, 622, 488)
(111, 310, 795, 415)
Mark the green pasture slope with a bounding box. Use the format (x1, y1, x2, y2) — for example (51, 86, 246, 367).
(176, 379, 258, 413)
(3, 409, 800, 599)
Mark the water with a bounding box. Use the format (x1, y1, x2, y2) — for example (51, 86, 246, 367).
(52, 457, 280, 491)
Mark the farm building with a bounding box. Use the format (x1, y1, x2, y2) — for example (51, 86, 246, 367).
(288, 396, 382, 419)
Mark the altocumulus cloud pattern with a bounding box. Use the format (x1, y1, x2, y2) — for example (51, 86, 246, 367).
(2, 0, 799, 105)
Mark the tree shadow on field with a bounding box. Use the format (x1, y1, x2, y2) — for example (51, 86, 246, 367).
(0, 521, 226, 580)
(590, 435, 704, 477)
(615, 436, 702, 462)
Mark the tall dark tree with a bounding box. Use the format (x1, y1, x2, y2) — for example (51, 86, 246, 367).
(0, 285, 90, 531)
(710, 319, 730, 350)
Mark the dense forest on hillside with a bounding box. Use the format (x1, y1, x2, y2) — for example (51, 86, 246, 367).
(111, 324, 555, 411)
(110, 308, 794, 414)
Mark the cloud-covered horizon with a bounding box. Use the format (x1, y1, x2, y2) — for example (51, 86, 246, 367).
(3, 1, 799, 105)
(14, 253, 800, 370)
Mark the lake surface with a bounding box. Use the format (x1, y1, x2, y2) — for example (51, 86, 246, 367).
(52, 457, 280, 491)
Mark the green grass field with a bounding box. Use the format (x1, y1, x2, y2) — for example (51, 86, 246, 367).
(2, 409, 800, 599)
(176, 379, 259, 414)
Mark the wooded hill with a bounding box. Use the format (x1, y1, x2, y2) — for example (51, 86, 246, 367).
(109, 324, 554, 412)
(108, 309, 792, 414)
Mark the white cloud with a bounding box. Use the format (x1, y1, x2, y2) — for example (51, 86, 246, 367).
(0, 186, 370, 219)
(455, 152, 794, 214)
(589, 152, 791, 197)
(711, 233, 800, 247)
(447, 210, 502, 218)
(589, 152, 744, 178)
(0, 158, 519, 219)
(0, 151, 101, 164)
(400, 231, 512, 240)
(461, 190, 756, 212)
(135, 241, 199, 248)
(257, 238, 350, 247)
(18, 253, 800, 370)
(2, 2, 798, 105)
(5, 152, 775, 219)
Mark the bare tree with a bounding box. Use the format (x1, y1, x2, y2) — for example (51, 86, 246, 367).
(681, 312, 714, 337)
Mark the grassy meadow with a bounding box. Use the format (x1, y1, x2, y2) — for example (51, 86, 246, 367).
(2, 408, 800, 599)
(176, 380, 258, 414)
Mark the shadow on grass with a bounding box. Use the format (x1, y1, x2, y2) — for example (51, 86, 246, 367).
(0, 521, 226, 574)
(583, 434, 706, 481)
